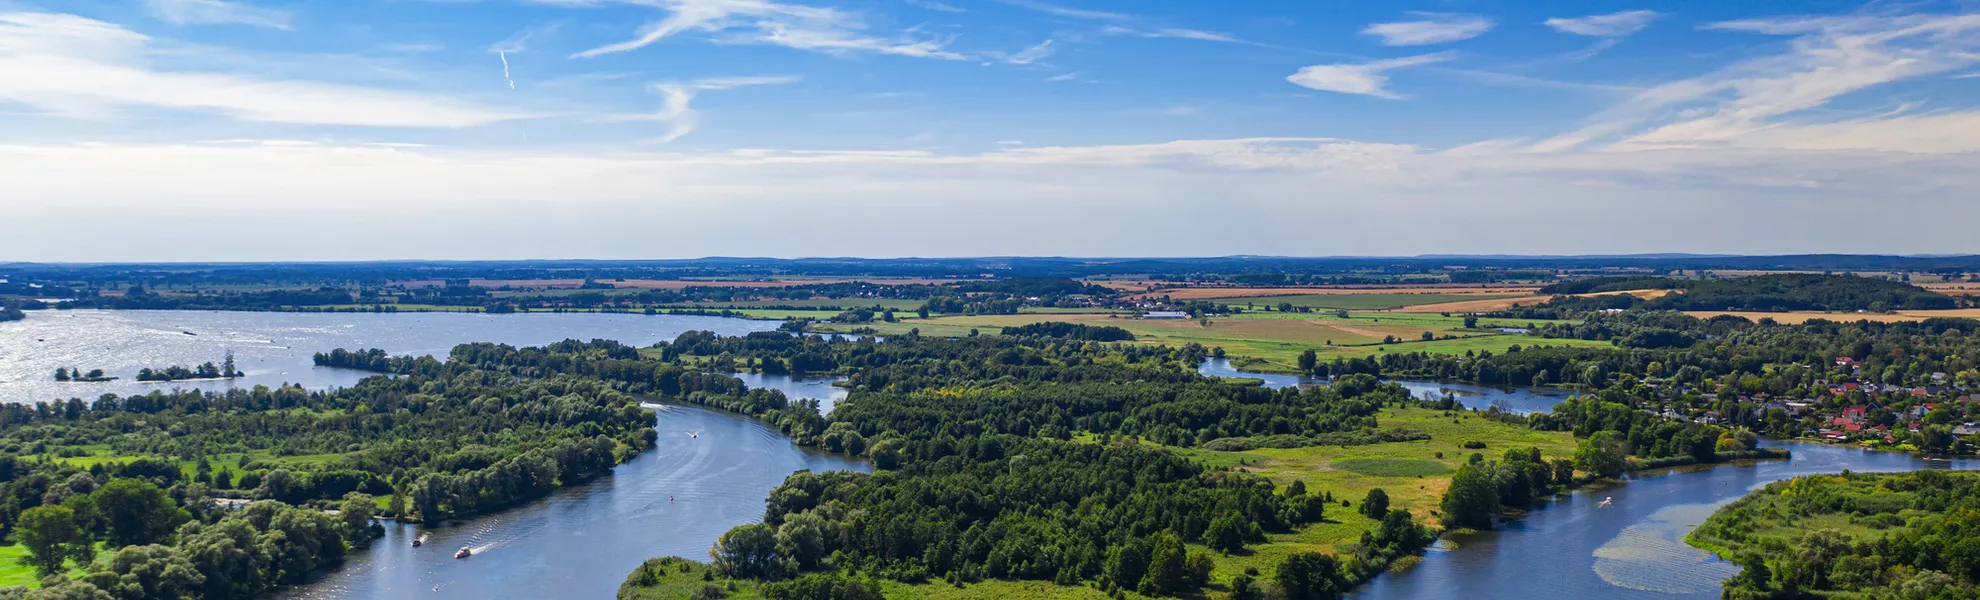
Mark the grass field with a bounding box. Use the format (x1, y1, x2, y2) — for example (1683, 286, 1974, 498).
(1130, 286, 1540, 301)
(1216, 294, 1524, 310)
(1173, 407, 1582, 581)
(0, 542, 101, 588)
(809, 312, 1609, 372)
(52, 446, 346, 482)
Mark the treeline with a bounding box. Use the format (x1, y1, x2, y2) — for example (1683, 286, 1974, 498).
(0, 300, 22, 322)
(999, 321, 1135, 341)
(1692, 470, 1980, 599)
(64, 287, 357, 310)
(136, 355, 241, 382)
(1526, 274, 1959, 316)
(1538, 275, 1680, 295)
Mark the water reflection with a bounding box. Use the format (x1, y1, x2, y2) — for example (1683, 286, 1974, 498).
(275, 404, 867, 600)
(1350, 443, 1980, 599)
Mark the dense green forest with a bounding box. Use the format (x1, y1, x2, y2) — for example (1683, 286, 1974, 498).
(1537, 276, 1681, 295)
(1523, 274, 1961, 315)
(1690, 471, 1980, 599)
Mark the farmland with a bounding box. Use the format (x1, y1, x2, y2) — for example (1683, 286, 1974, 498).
(811, 311, 1609, 372)
(1214, 293, 1525, 310)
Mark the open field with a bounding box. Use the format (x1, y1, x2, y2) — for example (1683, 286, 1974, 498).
(812, 312, 1610, 371)
(1921, 282, 1980, 296)
(1682, 309, 1980, 323)
(1132, 285, 1540, 301)
(1216, 293, 1524, 310)
(396, 277, 962, 290)
(1175, 408, 1582, 578)
(1394, 295, 1553, 313)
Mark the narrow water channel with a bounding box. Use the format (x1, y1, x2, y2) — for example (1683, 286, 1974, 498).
(274, 403, 868, 600)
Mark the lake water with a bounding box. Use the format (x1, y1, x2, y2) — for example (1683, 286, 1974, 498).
(1196, 358, 1574, 414)
(272, 403, 867, 600)
(1351, 442, 1980, 600)
(0, 310, 780, 404)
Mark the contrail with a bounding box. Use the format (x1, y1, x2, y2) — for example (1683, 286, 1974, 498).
(498, 51, 515, 90)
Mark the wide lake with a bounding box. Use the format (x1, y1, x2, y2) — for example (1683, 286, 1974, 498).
(0, 309, 781, 404)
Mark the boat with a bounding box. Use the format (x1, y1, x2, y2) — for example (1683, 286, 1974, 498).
(455, 547, 471, 559)
(411, 538, 423, 547)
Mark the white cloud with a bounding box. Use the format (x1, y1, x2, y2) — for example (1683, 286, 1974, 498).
(1545, 10, 1658, 37)
(618, 75, 800, 143)
(1044, 71, 1082, 82)
(1100, 25, 1245, 44)
(0, 12, 531, 127)
(559, 0, 963, 60)
(995, 0, 1132, 21)
(1531, 13, 1980, 154)
(1285, 53, 1452, 99)
(1362, 13, 1494, 46)
(144, 0, 291, 29)
(1003, 39, 1053, 64)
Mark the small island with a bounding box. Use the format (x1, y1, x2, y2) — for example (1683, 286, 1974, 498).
(53, 367, 117, 382)
(135, 352, 243, 382)
(1690, 470, 1980, 598)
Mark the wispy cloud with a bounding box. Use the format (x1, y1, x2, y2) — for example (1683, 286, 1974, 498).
(1545, 10, 1658, 37)
(618, 75, 800, 143)
(143, 0, 291, 29)
(1530, 13, 1980, 154)
(1044, 71, 1083, 82)
(0, 12, 528, 127)
(1286, 53, 1452, 99)
(1362, 13, 1494, 46)
(559, 0, 963, 60)
(1002, 39, 1054, 64)
(903, 0, 965, 13)
(995, 0, 1133, 21)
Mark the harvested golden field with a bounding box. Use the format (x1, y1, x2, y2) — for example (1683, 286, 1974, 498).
(1682, 309, 1980, 324)
(1921, 282, 1980, 296)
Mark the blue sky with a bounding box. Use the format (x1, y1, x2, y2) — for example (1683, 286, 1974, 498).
(4, 0, 1980, 260)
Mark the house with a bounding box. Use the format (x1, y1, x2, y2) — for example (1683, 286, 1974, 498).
(1934, 372, 1950, 384)
(1142, 311, 1190, 319)
(1836, 357, 1859, 367)
(1842, 406, 1868, 421)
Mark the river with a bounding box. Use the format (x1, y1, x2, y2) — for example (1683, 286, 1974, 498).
(1196, 358, 1980, 599)
(0, 309, 863, 599)
(1196, 358, 1574, 414)
(273, 403, 867, 600)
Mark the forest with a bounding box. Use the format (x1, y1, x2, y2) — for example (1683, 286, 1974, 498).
(1524, 273, 1962, 315)
(1690, 470, 1980, 599)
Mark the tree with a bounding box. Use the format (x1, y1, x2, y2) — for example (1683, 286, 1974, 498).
(75, 479, 184, 547)
(1229, 573, 1260, 600)
(339, 493, 378, 543)
(1573, 431, 1628, 478)
(1137, 532, 1186, 596)
(1360, 488, 1389, 520)
(1206, 513, 1248, 554)
(1275, 552, 1340, 600)
(80, 545, 205, 600)
(1440, 461, 1499, 529)
(16, 506, 90, 577)
(711, 523, 782, 580)
(1463, 315, 1479, 328)
(1297, 349, 1318, 373)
